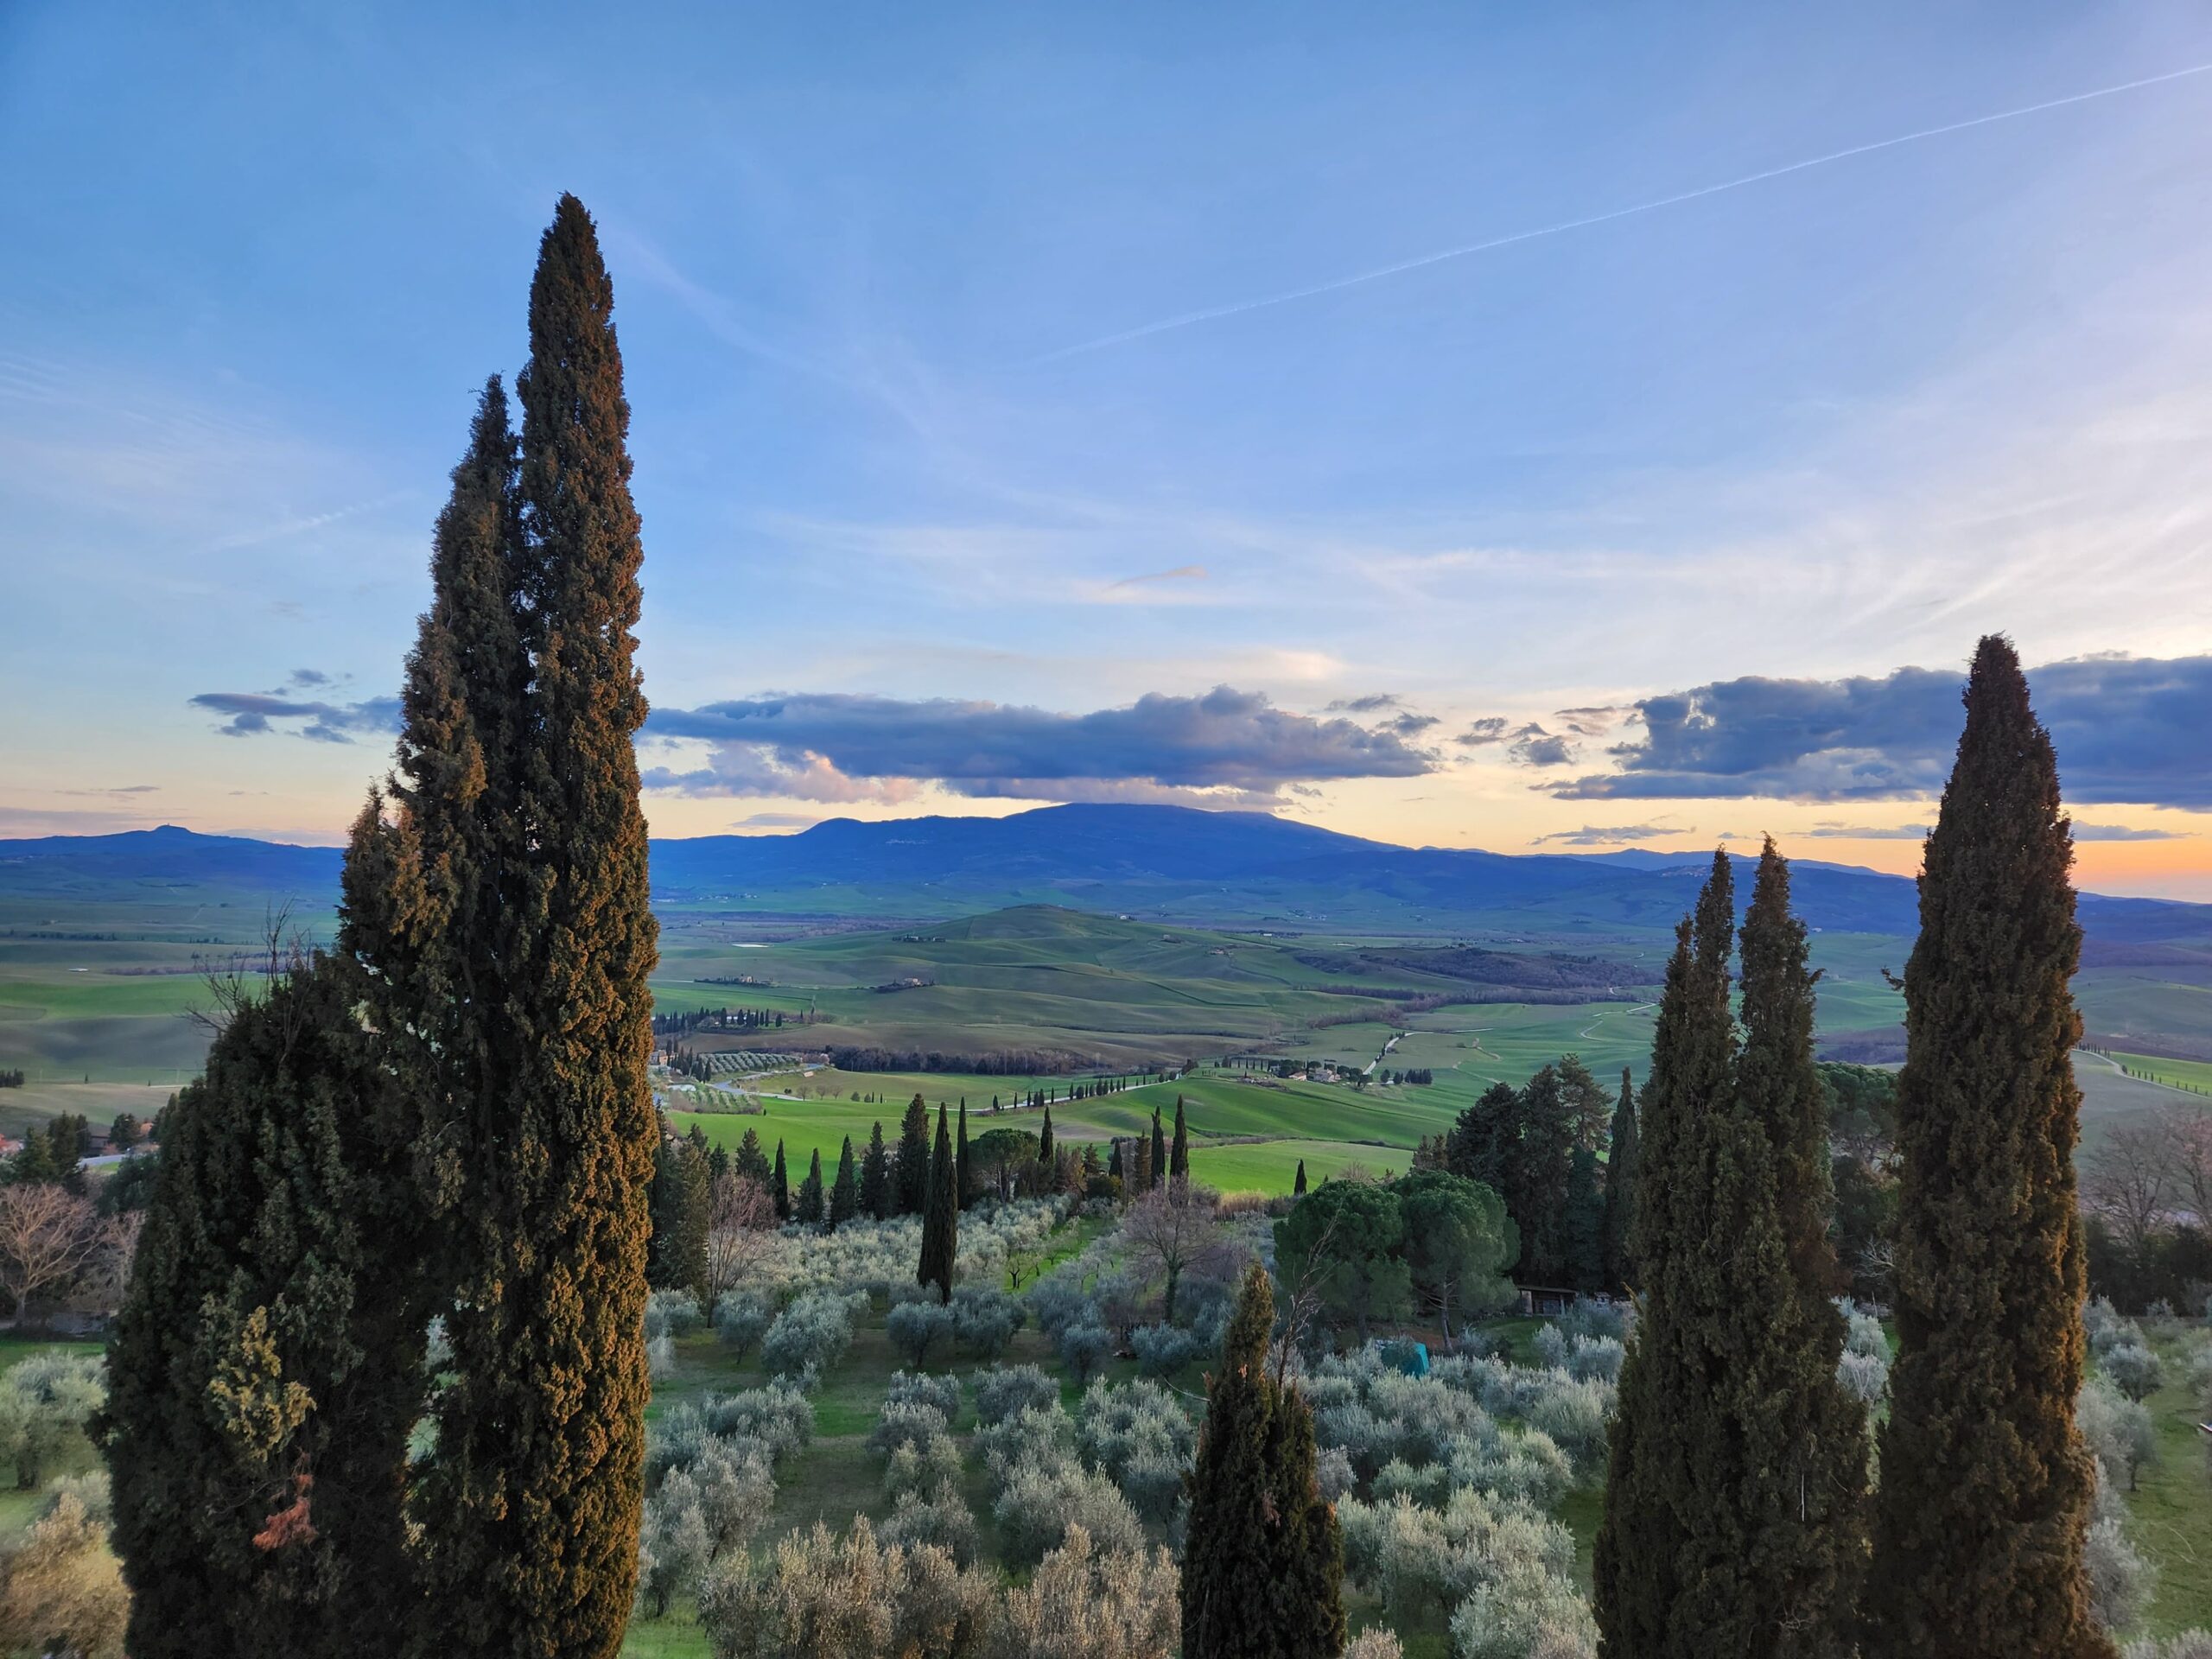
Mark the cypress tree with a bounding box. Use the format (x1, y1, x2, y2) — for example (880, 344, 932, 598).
(798, 1149, 824, 1225)
(1182, 1262, 1344, 1658)
(1109, 1140, 1124, 1183)
(918, 1104, 957, 1302)
(1594, 852, 1737, 1658)
(1132, 1135, 1154, 1195)
(1151, 1107, 1168, 1190)
(1170, 1098, 1190, 1182)
(1293, 1159, 1307, 1197)
(1867, 637, 2107, 1659)
(735, 1126, 768, 1183)
(956, 1097, 971, 1208)
(861, 1122, 890, 1220)
(1600, 1068, 1638, 1290)
(896, 1094, 931, 1215)
(646, 1127, 709, 1294)
(1038, 1103, 1055, 1169)
(105, 952, 431, 1659)
(771, 1139, 791, 1222)
(829, 1136, 860, 1230)
(1564, 1146, 1605, 1292)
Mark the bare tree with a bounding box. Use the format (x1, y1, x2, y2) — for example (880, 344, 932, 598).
(2158, 1102, 2212, 1230)
(699, 1172, 779, 1316)
(1273, 1200, 1344, 1388)
(2082, 1124, 2175, 1260)
(0, 1185, 99, 1325)
(1120, 1183, 1227, 1325)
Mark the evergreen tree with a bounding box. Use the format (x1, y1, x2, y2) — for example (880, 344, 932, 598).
(918, 1104, 957, 1302)
(1038, 1103, 1055, 1169)
(7, 1129, 59, 1185)
(829, 1136, 860, 1230)
(860, 1122, 890, 1220)
(1108, 1140, 1124, 1183)
(1594, 852, 1737, 1659)
(1563, 1146, 1605, 1292)
(1182, 1262, 1344, 1658)
(1867, 637, 2107, 1659)
(1600, 1069, 1638, 1290)
(105, 952, 431, 1659)
(1293, 1159, 1307, 1197)
(1170, 1098, 1190, 1182)
(797, 1149, 825, 1225)
(1131, 1135, 1154, 1195)
(735, 1126, 768, 1183)
(771, 1140, 791, 1222)
(956, 1097, 971, 1208)
(895, 1094, 931, 1215)
(1511, 1065, 1577, 1281)
(1447, 1081, 1520, 1193)
(646, 1128, 709, 1294)
(1151, 1107, 1167, 1191)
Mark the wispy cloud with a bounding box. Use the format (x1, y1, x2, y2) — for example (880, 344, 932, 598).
(1532, 823, 1682, 846)
(190, 690, 402, 744)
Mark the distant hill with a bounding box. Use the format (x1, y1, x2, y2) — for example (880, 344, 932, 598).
(4, 805, 2208, 947)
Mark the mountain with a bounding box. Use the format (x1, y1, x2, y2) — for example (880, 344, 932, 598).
(9, 805, 2207, 948)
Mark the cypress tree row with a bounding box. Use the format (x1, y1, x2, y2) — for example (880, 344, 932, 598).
(398, 194, 658, 1657)
(1866, 637, 2107, 1659)
(1594, 852, 1736, 1658)
(105, 952, 431, 1659)
(1600, 1068, 1637, 1291)
(918, 1104, 957, 1301)
(1182, 1262, 1344, 1658)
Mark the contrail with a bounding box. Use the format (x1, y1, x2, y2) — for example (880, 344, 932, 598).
(1033, 60, 2212, 364)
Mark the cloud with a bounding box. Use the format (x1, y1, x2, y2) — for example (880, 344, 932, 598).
(190, 691, 402, 744)
(288, 668, 333, 688)
(1106, 564, 1208, 590)
(1548, 652, 2212, 810)
(729, 811, 824, 832)
(2072, 822, 2190, 841)
(1328, 693, 1403, 714)
(1507, 723, 1577, 768)
(643, 685, 1437, 806)
(1454, 717, 1510, 747)
(1805, 823, 1934, 840)
(58, 785, 159, 797)
(1532, 823, 1682, 846)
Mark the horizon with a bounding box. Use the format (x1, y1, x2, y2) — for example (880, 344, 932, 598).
(5, 3, 2209, 899)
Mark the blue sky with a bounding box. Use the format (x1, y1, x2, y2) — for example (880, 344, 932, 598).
(4, 3, 2210, 893)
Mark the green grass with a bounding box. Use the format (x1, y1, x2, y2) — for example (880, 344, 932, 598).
(1186, 1138, 1409, 1193)
(2105, 1050, 2212, 1097)
(2123, 1330, 2212, 1639)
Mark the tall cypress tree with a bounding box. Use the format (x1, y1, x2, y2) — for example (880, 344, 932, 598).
(1038, 1103, 1055, 1169)
(918, 1104, 957, 1302)
(1151, 1107, 1168, 1190)
(771, 1140, 791, 1222)
(1867, 638, 2107, 1659)
(956, 1097, 971, 1208)
(861, 1122, 890, 1220)
(797, 1149, 825, 1225)
(1600, 1069, 1638, 1290)
(1294, 1159, 1307, 1197)
(1182, 1262, 1344, 1658)
(1170, 1098, 1190, 1182)
(406, 195, 658, 1659)
(829, 1136, 860, 1230)
(105, 952, 431, 1659)
(1594, 851, 1737, 1658)
(896, 1094, 931, 1215)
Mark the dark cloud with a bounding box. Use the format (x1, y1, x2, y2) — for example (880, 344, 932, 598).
(1507, 723, 1577, 768)
(644, 685, 1436, 804)
(191, 691, 401, 744)
(1533, 823, 1681, 846)
(289, 668, 333, 688)
(1326, 693, 1402, 714)
(1386, 713, 1440, 736)
(1548, 652, 2212, 810)
(1454, 717, 1510, 747)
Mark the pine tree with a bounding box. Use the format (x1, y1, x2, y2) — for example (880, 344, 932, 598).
(896, 1094, 931, 1215)
(772, 1140, 791, 1222)
(1182, 1262, 1344, 1658)
(918, 1104, 957, 1302)
(735, 1126, 768, 1183)
(1867, 638, 2107, 1659)
(647, 1125, 709, 1294)
(861, 1122, 890, 1220)
(829, 1136, 860, 1230)
(1293, 1159, 1307, 1197)
(956, 1097, 971, 1208)
(1600, 1068, 1638, 1290)
(1151, 1107, 1167, 1190)
(798, 1149, 825, 1225)
(105, 952, 431, 1659)
(1594, 851, 1737, 1658)
(1170, 1098, 1190, 1183)
(1447, 1081, 1520, 1193)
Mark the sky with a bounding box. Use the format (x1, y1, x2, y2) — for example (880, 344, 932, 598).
(3, 3, 2210, 896)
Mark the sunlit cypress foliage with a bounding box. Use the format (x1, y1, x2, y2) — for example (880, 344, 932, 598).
(410, 194, 658, 1657)
(1867, 637, 2107, 1659)
(1600, 1069, 1637, 1291)
(105, 952, 431, 1659)
(1594, 852, 1735, 1658)
(1182, 1262, 1344, 1658)
(918, 1104, 957, 1301)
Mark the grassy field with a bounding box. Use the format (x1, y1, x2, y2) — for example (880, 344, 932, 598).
(2105, 1050, 2212, 1096)
(2121, 1329, 2212, 1640)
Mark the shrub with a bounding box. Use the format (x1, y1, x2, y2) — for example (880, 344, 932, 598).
(760, 1289, 861, 1382)
(0, 1490, 128, 1659)
(993, 1456, 1147, 1568)
(714, 1294, 771, 1360)
(1027, 1268, 1096, 1340)
(885, 1433, 966, 1506)
(1530, 1325, 1569, 1370)
(1565, 1336, 1623, 1384)
(645, 1287, 704, 1341)
(887, 1369, 962, 1422)
(978, 1405, 1074, 1484)
(2103, 1341, 2163, 1403)
(1450, 1552, 1599, 1659)
(2122, 1635, 2212, 1659)
(1130, 1323, 1199, 1378)
(1557, 1299, 1629, 1344)
(1524, 1374, 1614, 1474)
(0, 1353, 105, 1491)
(887, 1300, 956, 1370)
(1058, 1321, 1112, 1387)
(880, 1488, 982, 1568)
(989, 1524, 1180, 1659)
(2080, 1378, 2158, 1493)
(974, 1363, 1059, 1427)
(2086, 1512, 2155, 1636)
(1346, 1633, 1405, 1659)
(1842, 1306, 1889, 1360)
(1078, 1378, 1194, 1524)
(870, 1400, 950, 1459)
(1836, 1349, 1889, 1409)
(696, 1516, 996, 1659)
(703, 1384, 815, 1461)
(951, 1286, 1023, 1359)
(1316, 1445, 1357, 1503)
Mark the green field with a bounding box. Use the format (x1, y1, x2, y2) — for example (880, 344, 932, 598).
(2104, 1049, 2212, 1096)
